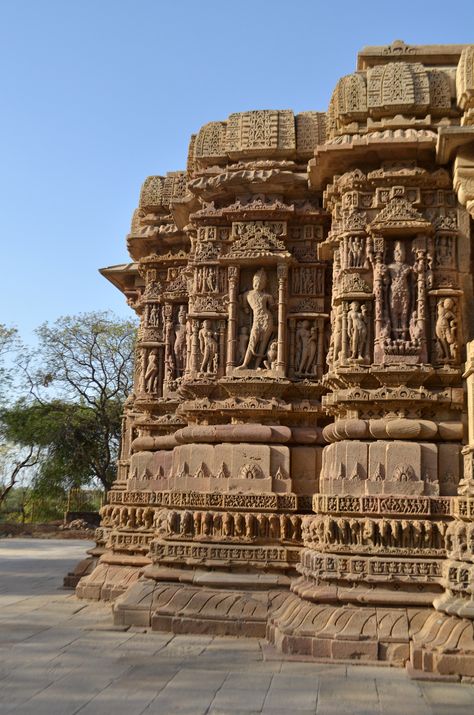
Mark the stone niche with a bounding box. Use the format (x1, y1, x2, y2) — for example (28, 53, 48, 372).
(74, 41, 474, 680)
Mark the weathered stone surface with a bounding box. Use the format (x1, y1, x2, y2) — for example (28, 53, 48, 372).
(75, 41, 474, 679)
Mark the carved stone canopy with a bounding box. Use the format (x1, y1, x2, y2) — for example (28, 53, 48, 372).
(220, 223, 293, 264)
(369, 197, 433, 235)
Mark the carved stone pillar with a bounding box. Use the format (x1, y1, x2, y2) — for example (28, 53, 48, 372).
(459, 340, 474, 498)
(288, 318, 296, 377)
(316, 317, 325, 378)
(276, 263, 288, 374)
(370, 237, 384, 364)
(433, 341, 474, 624)
(340, 300, 348, 364)
(413, 238, 428, 363)
(191, 319, 200, 375)
(184, 319, 192, 377)
(226, 265, 240, 373)
(218, 319, 226, 376)
(163, 303, 174, 387)
(134, 345, 145, 393)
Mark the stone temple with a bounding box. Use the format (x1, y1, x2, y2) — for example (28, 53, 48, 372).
(75, 41, 474, 678)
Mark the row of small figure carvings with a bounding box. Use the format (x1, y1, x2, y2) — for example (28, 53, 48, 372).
(302, 514, 447, 552)
(107, 489, 312, 511)
(445, 521, 474, 561)
(100, 505, 303, 542)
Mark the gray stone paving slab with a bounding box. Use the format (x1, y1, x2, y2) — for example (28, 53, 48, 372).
(224, 673, 273, 690)
(375, 679, 433, 715)
(322, 674, 380, 702)
(210, 688, 268, 711)
(165, 669, 229, 691)
(145, 689, 218, 714)
(420, 681, 474, 710)
(263, 686, 318, 710)
(206, 638, 262, 651)
(73, 686, 158, 715)
(1, 538, 474, 715)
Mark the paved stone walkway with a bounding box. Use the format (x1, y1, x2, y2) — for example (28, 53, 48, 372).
(1, 539, 474, 714)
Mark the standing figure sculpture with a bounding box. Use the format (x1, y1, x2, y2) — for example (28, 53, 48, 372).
(327, 306, 343, 367)
(144, 349, 159, 392)
(384, 241, 413, 341)
(205, 266, 217, 293)
(148, 304, 159, 327)
(296, 320, 311, 373)
(297, 321, 318, 374)
(435, 297, 458, 361)
(199, 320, 218, 373)
(237, 269, 274, 370)
(347, 301, 368, 360)
(174, 306, 187, 377)
(348, 236, 364, 268)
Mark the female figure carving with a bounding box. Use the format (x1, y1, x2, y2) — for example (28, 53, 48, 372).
(144, 349, 159, 392)
(174, 306, 187, 376)
(347, 301, 368, 360)
(435, 297, 457, 361)
(199, 320, 218, 373)
(298, 323, 318, 373)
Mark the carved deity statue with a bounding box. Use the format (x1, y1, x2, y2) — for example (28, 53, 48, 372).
(347, 301, 368, 360)
(384, 241, 413, 340)
(296, 320, 311, 370)
(148, 303, 160, 327)
(348, 236, 364, 268)
(185, 319, 192, 369)
(199, 320, 218, 373)
(144, 349, 159, 392)
(297, 320, 318, 373)
(263, 340, 278, 370)
(327, 306, 342, 367)
(174, 306, 187, 376)
(409, 310, 423, 343)
(205, 266, 217, 293)
(435, 297, 458, 361)
(237, 269, 274, 369)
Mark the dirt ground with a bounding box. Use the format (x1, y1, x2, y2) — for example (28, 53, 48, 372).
(0, 521, 95, 540)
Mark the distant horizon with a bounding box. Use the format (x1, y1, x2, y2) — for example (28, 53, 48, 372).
(2, 0, 473, 344)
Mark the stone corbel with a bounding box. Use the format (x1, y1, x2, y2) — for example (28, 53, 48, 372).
(453, 146, 474, 220)
(437, 126, 474, 219)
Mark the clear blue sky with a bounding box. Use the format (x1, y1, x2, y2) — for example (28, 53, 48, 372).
(1, 0, 473, 342)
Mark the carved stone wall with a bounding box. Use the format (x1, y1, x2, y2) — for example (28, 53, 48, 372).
(77, 41, 474, 679)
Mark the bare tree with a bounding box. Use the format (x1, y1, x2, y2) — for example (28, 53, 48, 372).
(0, 324, 19, 403)
(0, 446, 40, 506)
